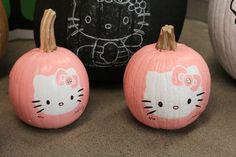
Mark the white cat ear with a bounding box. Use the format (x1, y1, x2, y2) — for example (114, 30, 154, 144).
(33, 75, 53, 91)
(146, 71, 158, 85)
(33, 76, 41, 90)
(173, 65, 200, 75)
(66, 68, 77, 75)
(55, 68, 77, 76)
(186, 65, 200, 75)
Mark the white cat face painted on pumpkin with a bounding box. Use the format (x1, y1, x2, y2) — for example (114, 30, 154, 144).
(143, 65, 204, 119)
(67, 0, 150, 67)
(32, 68, 84, 116)
(68, 0, 149, 39)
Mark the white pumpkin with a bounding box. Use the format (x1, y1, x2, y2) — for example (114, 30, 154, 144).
(208, 0, 236, 79)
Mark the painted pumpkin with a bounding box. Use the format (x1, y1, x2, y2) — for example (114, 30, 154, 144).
(124, 25, 211, 130)
(0, 0, 8, 58)
(209, 0, 236, 79)
(34, 0, 187, 82)
(9, 9, 89, 129)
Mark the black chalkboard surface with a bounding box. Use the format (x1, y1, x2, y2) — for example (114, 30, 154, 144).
(34, 0, 187, 82)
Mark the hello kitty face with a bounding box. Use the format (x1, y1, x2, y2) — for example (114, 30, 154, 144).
(143, 66, 204, 119)
(67, 0, 150, 67)
(32, 68, 84, 116)
(68, 0, 150, 39)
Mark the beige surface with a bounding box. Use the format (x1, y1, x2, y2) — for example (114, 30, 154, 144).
(0, 19, 236, 157)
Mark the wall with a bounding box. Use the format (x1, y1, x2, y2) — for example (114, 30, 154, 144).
(186, 0, 209, 22)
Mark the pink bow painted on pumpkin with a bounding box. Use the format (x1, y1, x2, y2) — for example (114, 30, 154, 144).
(172, 66, 201, 91)
(56, 69, 78, 89)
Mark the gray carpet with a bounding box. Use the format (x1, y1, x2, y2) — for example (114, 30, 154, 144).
(0, 19, 236, 157)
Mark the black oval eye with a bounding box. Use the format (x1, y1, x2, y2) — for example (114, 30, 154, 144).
(46, 100, 50, 105)
(158, 101, 163, 107)
(71, 96, 74, 100)
(187, 98, 192, 104)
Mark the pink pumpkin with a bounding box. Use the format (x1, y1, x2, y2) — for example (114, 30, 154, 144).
(9, 9, 89, 129)
(124, 25, 211, 130)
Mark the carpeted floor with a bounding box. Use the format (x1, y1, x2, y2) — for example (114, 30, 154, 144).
(0, 19, 236, 157)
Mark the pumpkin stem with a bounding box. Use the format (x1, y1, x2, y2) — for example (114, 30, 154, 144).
(156, 25, 177, 51)
(40, 9, 57, 53)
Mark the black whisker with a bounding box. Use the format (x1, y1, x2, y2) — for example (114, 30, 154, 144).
(197, 92, 205, 96)
(34, 105, 42, 108)
(78, 94, 84, 97)
(144, 106, 153, 109)
(37, 109, 45, 113)
(198, 99, 203, 101)
(32, 100, 40, 103)
(77, 100, 81, 102)
(78, 88, 84, 92)
(142, 100, 151, 103)
(147, 110, 156, 115)
(195, 105, 201, 108)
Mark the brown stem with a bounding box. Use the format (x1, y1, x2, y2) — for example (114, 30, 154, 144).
(40, 9, 57, 53)
(156, 25, 177, 51)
